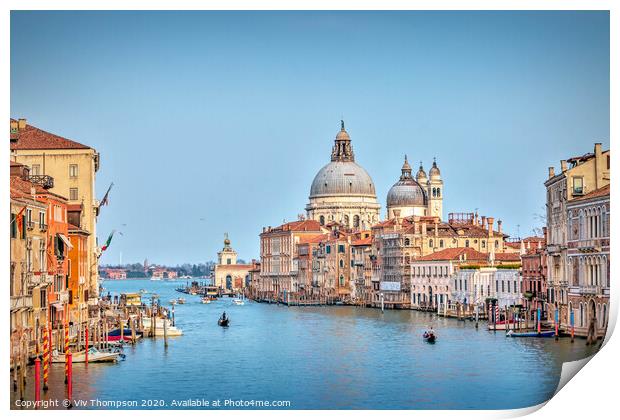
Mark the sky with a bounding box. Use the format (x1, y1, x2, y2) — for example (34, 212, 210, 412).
(10, 11, 610, 265)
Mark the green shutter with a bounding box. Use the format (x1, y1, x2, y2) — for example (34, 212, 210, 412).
(10, 213, 16, 238)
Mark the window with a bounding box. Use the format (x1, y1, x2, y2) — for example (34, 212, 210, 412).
(339, 259, 344, 268)
(39, 211, 46, 229)
(10, 213, 17, 238)
(226, 258, 231, 264)
(482, 240, 486, 248)
(31, 164, 41, 175)
(338, 244, 345, 253)
(326, 245, 331, 254)
(465, 240, 470, 247)
(69, 164, 78, 178)
(319, 216, 325, 226)
(353, 215, 360, 228)
(439, 240, 444, 248)
(429, 240, 433, 248)
(70, 188, 78, 201)
(573, 176, 583, 195)
(404, 238, 410, 246)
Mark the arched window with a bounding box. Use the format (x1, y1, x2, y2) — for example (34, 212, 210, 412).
(482, 240, 486, 248)
(465, 240, 470, 247)
(429, 239, 434, 248)
(343, 215, 349, 227)
(602, 304, 607, 327)
(436, 188, 441, 197)
(404, 238, 410, 246)
(339, 259, 344, 268)
(494, 240, 499, 249)
(579, 303, 584, 327)
(339, 275, 344, 286)
(353, 215, 360, 228)
(319, 215, 325, 226)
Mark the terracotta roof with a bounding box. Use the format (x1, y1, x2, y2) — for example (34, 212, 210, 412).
(493, 253, 521, 262)
(299, 234, 328, 244)
(266, 219, 323, 233)
(416, 247, 488, 262)
(570, 184, 610, 202)
(10, 119, 91, 150)
(351, 237, 372, 246)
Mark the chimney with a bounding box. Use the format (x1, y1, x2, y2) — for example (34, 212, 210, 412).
(18, 118, 27, 130)
(595, 142, 602, 156)
(497, 220, 502, 234)
(481, 216, 487, 229)
(487, 217, 494, 236)
(548, 167, 555, 179)
(560, 160, 567, 172)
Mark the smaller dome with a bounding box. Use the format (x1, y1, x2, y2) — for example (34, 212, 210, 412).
(387, 179, 427, 207)
(429, 158, 441, 178)
(416, 162, 428, 183)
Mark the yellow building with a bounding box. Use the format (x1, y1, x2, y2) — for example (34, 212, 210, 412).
(213, 234, 253, 292)
(10, 118, 100, 305)
(10, 163, 51, 360)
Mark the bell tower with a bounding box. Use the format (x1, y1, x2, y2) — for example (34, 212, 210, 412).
(427, 158, 443, 220)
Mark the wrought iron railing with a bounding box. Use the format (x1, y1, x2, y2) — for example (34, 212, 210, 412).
(28, 174, 54, 189)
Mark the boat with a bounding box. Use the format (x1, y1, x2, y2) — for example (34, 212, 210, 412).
(190, 291, 197, 295)
(141, 317, 184, 336)
(487, 319, 524, 330)
(169, 299, 177, 305)
(201, 296, 211, 304)
(423, 332, 436, 343)
(52, 347, 121, 363)
(108, 327, 140, 337)
(218, 316, 230, 327)
(232, 298, 245, 305)
(177, 298, 186, 304)
(139, 289, 148, 294)
(506, 330, 556, 338)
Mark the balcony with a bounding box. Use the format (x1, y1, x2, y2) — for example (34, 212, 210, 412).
(10, 295, 33, 311)
(28, 174, 54, 189)
(26, 221, 35, 230)
(578, 285, 603, 296)
(39, 223, 48, 231)
(576, 239, 602, 252)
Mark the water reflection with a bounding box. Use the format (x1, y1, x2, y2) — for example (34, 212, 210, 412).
(10, 279, 600, 410)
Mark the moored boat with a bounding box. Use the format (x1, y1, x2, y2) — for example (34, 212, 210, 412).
(52, 347, 120, 363)
(232, 298, 245, 305)
(506, 330, 556, 338)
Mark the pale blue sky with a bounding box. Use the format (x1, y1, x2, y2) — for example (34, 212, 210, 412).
(10, 11, 609, 265)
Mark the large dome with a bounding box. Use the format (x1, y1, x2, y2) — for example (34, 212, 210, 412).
(387, 178, 426, 207)
(310, 161, 376, 198)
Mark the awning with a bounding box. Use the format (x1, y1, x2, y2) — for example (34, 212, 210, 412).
(51, 303, 65, 311)
(57, 233, 73, 250)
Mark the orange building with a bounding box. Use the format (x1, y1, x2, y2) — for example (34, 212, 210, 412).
(68, 224, 89, 322)
(35, 187, 70, 328)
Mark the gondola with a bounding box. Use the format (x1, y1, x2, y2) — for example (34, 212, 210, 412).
(218, 317, 230, 327)
(423, 332, 436, 343)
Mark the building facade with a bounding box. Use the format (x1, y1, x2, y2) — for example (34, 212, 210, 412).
(213, 234, 253, 292)
(10, 118, 100, 306)
(544, 143, 610, 328)
(566, 185, 610, 339)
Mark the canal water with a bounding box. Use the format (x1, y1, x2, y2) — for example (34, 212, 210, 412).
(11, 279, 600, 410)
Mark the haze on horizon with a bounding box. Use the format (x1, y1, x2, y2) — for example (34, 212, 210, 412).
(10, 11, 610, 265)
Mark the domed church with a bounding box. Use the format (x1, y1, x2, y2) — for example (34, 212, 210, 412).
(305, 121, 381, 230)
(386, 156, 444, 220)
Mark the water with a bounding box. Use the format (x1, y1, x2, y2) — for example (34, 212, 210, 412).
(10, 279, 600, 410)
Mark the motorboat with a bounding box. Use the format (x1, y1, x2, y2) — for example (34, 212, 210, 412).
(232, 298, 245, 305)
(201, 296, 211, 304)
(52, 347, 121, 363)
(141, 317, 183, 336)
(506, 330, 556, 338)
(423, 331, 437, 343)
(177, 297, 186, 304)
(169, 299, 177, 305)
